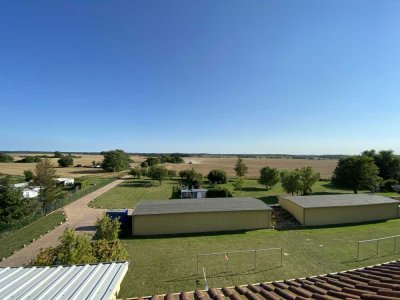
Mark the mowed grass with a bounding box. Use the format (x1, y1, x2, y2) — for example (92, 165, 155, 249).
(119, 218, 400, 298)
(90, 179, 177, 209)
(0, 211, 65, 259)
(91, 178, 357, 209)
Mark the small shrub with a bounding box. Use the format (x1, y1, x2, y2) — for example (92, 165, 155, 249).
(58, 155, 74, 167)
(207, 186, 233, 198)
(33, 247, 58, 266)
(207, 169, 227, 184)
(95, 214, 121, 240)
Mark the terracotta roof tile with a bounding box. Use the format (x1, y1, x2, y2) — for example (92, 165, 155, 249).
(131, 261, 400, 300)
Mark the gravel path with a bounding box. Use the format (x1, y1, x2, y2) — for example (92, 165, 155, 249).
(0, 179, 124, 267)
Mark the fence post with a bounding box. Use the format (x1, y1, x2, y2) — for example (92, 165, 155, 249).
(280, 248, 283, 267)
(376, 240, 379, 255)
(197, 254, 199, 274)
(395, 237, 397, 253)
(254, 250, 257, 271)
(357, 242, 360, 259)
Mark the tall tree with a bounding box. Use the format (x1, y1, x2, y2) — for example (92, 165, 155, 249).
(0, 176, 31, 225)
(33, 158, 60, 213)
(148, 165, 168, 184)
(53, 151, 63, 158)
(179, 168, 203, 188)
(280, 170, 301, 195)
(299, 166, 320, 195)
(332, 155, 381, 193)
(101, 149, 131, 172)
(363, 149, 400, 180)
(259, 167, 280, 190)
(207, 169, 227, 184)
(129, 166, 142, 178)
(58, 154, 74, 167)
(234, 157, 248, 177)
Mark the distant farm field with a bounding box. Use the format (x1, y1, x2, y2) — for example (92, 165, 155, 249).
(0, 153, 337, 179)
(0, 153, 145, 178)
(164, 157, 338, 179)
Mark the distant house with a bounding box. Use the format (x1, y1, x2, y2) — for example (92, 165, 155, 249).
(181, 188, 207, 199)
(22, 187, 40, 198)
(13, 182, 29, 189)
(12, 182, 39, 198)
(55, 177, 74, 186)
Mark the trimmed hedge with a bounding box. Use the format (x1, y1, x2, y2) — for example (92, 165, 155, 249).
(207, 186, 233, 198)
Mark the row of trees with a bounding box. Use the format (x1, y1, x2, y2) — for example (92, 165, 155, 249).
(140, 155, 184, 167)
(332, 149, 400, 193)
(0, 152, 74, 167)
(0, 153, 14, 163)
(257, 166, 320, 195)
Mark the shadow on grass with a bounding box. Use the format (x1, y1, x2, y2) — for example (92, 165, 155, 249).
(341, 249, 399, 264)
(76, 225, 97, 232)
(120, 180, 153, 187)
(241, 187, 267, 192)
(121, 230, 249, 240)
(275, 219, 388, 232)
(257, 196, 278, 205)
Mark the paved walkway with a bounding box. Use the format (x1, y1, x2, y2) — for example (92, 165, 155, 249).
(0, 179, 124, 267)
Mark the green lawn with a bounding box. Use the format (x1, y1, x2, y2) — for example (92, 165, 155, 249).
(90, 179, 177, 208)
(87, 177, 400, 297)
(0, 211, 65, 259)
(91, 178, 370, 209)
(119, 218, 400, 298)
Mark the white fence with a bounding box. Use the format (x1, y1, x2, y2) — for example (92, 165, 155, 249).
(356, 235, 400, 259)
(196, 248, 283, 273)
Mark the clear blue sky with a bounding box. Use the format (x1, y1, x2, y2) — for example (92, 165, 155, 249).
(1, 0, 400, 154)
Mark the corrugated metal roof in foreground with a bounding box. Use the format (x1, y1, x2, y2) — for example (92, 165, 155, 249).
(0, 261, 129, 300)
(132, 197, 272, 216)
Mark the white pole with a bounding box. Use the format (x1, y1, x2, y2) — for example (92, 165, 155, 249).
(202, 266, 209, 291)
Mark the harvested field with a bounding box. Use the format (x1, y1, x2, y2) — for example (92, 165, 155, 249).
(0, 154, 336, 179)
(0, 153, 145, 178)
(164, 157, 338, 179)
